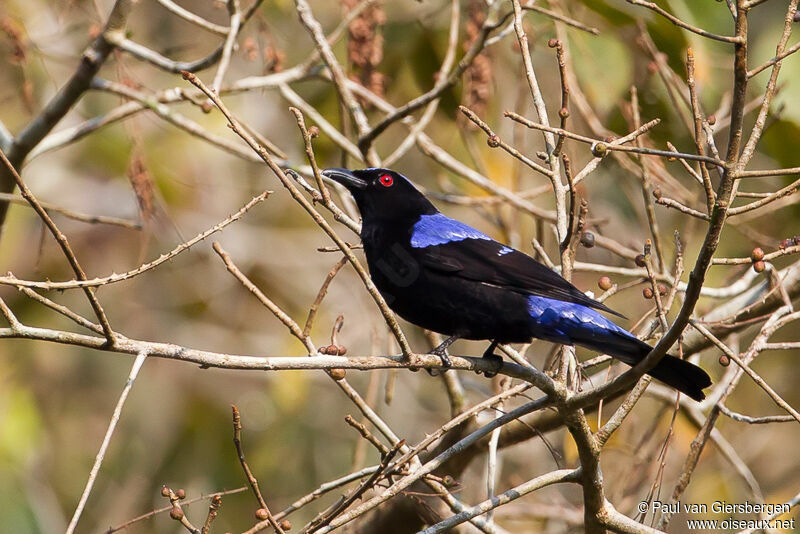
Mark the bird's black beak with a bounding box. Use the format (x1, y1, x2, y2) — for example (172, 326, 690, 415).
(322, 168, 367, 190)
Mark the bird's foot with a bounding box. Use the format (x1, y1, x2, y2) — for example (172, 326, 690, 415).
(478, 340, 502, 378)
(426, 336, 457, 376)
(481, 354, 503, 378)
(426, 352, 452, 376)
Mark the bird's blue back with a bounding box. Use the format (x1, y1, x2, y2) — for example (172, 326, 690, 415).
(410, 213, 491, 248)
(410, 213, 514, 255)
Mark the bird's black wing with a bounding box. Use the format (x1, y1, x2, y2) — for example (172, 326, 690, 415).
(415, 238, 624, 317)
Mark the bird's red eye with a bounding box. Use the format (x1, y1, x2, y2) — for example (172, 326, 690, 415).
(379, 174, 394, 187)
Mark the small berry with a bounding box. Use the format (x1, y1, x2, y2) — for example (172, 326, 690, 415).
(336, 345, 347, 356)
(657, 284, 668, 296)
(170, 506, 184, 520)
(580, 232, 595, 248)
(176, 489, 186, 500)
(329, 368, 346, 380)
(753, 260, 766, 273)
(719, 354, 730, 367)
(635, 254, 647, 267)
(707, 114, 716, 125)
(591, 142, 608, 157)
(598, 276, 613, 291)
(280, 520, 292, 530)
(643, 287, 654, 299)
(255, 508, 269, 521)
(751, 247, 765, 262)
(487, 135, 500, 148)
(559, 107, 569, 119)
(548, 38, 559, 48)
(161, 486, 170, 497)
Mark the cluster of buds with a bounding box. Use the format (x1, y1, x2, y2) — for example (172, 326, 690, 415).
(751, 247, 766, 272)
(318, 344, 347, 356)
(161, 486, 187, 520)
(642, 284, 668, 300)
(254, 509, 291, 530)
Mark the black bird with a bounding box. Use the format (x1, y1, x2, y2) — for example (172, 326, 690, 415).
(322, 167, 711, 401)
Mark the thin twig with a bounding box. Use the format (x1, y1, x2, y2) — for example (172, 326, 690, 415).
(232, 405, 286, 534)
(686, 48, 716, 213)
(506, 111, 723, 167)
(211, 0, 241, 95)
(105, 488, 247, 534)
(0, 148, 115, 342)
(344, 414, 390, 456)
(65, 352, 148, 534)
(0, 191, 271, 290)
(307, 440, 403, 532)
(201, 495, 222, 534)
(626, 0, 743, 43)
(155, 0, 229, 35)
(0, 192, 141, 229)
(420, 469, 580, 534)
(213, 242, 313, 352)
(690, 320, 800, 423)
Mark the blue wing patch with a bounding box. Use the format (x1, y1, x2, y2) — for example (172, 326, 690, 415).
(410, 213, 491, 248)
(526, 295, 631, 344)
(498, 246, 514, 256)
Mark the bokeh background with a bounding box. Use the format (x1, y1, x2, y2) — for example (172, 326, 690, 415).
(0, 0, 799, 532)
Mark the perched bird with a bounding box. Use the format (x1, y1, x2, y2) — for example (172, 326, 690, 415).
(322, 167, 712, 401)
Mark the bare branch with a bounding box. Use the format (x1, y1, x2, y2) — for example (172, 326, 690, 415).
(0, 148, 115, 342)
(0, 190, 271, 290)
(625, 0, 743, 44)
(155, 0, 230, 36)
(65, 352, 148, 534)
(419, 469, 579, 534)
(0, 192, 141, 230)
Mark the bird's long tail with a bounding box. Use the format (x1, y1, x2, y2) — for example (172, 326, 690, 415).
(577, 333, 711, 401)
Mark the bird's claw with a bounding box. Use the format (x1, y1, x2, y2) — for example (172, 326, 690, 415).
(480, 353, 503, 378)
(426, 348, 452, 376)
(479, 341, 502, 377)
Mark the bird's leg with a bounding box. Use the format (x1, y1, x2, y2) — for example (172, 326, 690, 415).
(480, 340, 503, 378)
(428, 335, 457, 373)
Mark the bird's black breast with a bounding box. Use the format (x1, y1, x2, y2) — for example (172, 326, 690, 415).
(360, 222, 420, 300)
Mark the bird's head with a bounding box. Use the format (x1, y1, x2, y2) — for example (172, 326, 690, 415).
(322, 168, 437, 223)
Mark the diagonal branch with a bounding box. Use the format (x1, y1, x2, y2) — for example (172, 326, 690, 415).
(1, 0, 134, 226)
(0, 149, 115, 342)
(65, 351, 148, 534)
